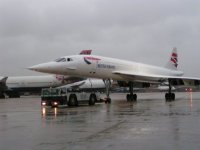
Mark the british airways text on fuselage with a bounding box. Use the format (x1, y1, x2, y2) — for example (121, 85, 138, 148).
(97, 63, 116, 69)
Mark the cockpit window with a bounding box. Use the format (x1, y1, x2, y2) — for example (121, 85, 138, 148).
(67, 58, 73, 62)
(55, 58, 66, 62)
(54, 57, 73, 62)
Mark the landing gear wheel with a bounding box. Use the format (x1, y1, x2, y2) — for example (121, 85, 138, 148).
(103, 79, 112, 104)
(127, 94, 130, 101)
(133, 94, 137, 101)
(165, 93, 175, 101)
(127, 94, 137, 102)
(165, 93, 169, 101)
(105, 97, 111, 104)
(172, 93, 175, 100)
(131, 94, 137, 101)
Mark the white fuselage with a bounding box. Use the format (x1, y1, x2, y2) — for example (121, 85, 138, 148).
(29, 55, 184, 83)
(0, 75, 83, 95)
(6, 75, 63, 89)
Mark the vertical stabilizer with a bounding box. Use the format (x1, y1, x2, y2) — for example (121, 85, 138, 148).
(79, 50, 92, 55)
(165, 47, 178, 70)
(0, 77, 8, 91)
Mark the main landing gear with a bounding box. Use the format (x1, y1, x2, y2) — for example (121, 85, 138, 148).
(103, 79, 112, 103)
(165, 79, 175, 101)
(126, 82, 137, 102)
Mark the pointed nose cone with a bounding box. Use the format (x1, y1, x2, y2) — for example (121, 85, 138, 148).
(28, 63, 54, 73)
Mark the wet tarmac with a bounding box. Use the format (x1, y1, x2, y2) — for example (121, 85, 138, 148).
(0, 92, 200, 150)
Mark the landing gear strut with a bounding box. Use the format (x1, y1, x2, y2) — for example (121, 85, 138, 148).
(126, 82, 137, 102)
(165, 79, 175, 101)
(103, 79, 111, 103)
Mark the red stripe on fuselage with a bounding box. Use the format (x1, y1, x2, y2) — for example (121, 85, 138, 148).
(84, 57, 101, 61)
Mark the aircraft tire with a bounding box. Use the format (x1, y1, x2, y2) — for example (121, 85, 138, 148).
(105, 97, 111, 103)
(133, 94, 137, 101)
(172, 93, 175, 101)
(107, 98, 111, 103)
(165, 93, 175, 101)
(126, 94, 130, 101)
(165, 93, 170, 101)
(128, 94, 137, 102)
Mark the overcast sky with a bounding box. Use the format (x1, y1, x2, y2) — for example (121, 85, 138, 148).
(0, 0, 200, 77)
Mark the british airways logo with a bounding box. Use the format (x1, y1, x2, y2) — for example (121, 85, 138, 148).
(84, 57, 101, 65)
(171, 52, 178, 67)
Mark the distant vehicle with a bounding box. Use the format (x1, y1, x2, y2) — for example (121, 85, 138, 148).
(41, 87, 101, 107)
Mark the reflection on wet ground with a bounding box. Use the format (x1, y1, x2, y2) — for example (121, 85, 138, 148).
(0, 92, 200, 150)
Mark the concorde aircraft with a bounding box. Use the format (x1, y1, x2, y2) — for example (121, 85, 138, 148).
(29, 48, 200, 102)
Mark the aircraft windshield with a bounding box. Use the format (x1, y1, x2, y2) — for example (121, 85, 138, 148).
(55, 57, 73, 62)
(67, 58, 73, 62)
(55, 58, 66, 62)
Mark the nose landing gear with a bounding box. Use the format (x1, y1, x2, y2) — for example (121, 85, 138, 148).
(103, 79, 112, 103)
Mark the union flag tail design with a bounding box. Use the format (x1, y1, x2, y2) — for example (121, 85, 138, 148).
(171, 47, 178, 67)
(165, 47, 178, 70)
(79, 50, 92, 55)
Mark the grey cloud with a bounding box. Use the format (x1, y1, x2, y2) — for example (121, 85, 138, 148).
(0, 0, 200, 76)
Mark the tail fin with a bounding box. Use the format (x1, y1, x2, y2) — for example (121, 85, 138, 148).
(79, 50, 92, 55)
(0, 77, 8, 89)
(165, 47, 178, 70)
